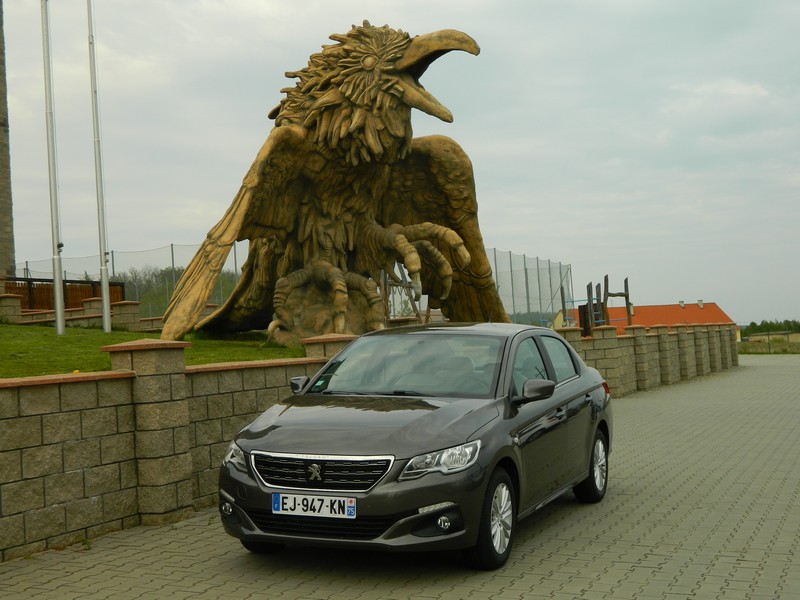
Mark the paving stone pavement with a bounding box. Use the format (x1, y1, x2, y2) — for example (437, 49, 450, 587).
(1, 354, 798, 600)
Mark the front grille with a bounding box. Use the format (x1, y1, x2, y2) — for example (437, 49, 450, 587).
(245, 507, 408, 540)
(250, 452, 394, 492)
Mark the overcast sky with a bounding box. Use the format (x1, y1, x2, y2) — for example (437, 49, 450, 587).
(5, 0, 799, 325)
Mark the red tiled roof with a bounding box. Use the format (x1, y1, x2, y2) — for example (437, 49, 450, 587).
(572, 302, 735, 334)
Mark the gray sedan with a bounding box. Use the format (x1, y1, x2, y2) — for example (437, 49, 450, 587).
(219, 322, 612, 569)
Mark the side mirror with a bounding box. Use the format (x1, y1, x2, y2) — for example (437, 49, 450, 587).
(290, 375, 310, 394)
(513, 379, 556, 406)
(523, 378, 555, 400)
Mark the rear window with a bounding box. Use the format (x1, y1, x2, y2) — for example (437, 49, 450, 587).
(540, 336, 578, 383)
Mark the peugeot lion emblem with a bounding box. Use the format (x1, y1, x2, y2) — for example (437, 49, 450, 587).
(307, 463, 322, 481)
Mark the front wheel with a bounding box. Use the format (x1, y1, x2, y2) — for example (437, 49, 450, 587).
(573, 429, 608, 503)
(464, 467, 516, 570)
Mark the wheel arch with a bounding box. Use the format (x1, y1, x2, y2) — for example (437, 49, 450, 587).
(493, 456, 520, 506)
(596, 419, 611, 454)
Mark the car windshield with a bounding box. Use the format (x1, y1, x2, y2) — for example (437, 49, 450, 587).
(307, 332, 504, 398)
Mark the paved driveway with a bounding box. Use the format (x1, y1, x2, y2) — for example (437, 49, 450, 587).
(1, 354, 798, 600)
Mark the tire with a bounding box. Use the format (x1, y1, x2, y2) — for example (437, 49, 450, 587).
(573, 429, 608, 503)
(464, 467, 516, 570)
(241, 540, 285, 554)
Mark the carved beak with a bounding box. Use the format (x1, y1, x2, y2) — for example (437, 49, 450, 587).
(394, 29, 480, 123)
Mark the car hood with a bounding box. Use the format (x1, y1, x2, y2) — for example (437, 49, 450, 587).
(235, 394, 499, 458)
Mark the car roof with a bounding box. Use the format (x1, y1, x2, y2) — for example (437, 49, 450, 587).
(364, 322, 553, 339)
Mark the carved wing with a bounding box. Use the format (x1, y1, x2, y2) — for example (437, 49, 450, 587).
(160, 125, 308, 339)
(383, 135, 510, 323)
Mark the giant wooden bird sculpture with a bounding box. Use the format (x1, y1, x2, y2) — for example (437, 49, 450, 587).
(161, 21, 509, 344)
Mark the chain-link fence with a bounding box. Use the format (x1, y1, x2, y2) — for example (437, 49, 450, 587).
(489, 249, 573, 326)
(15, 243, 246, 319)
(15, 244, 573, 326)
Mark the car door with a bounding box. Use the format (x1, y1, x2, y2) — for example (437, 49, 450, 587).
(508, 336, 570, 512)
(538, 335, 595, 484)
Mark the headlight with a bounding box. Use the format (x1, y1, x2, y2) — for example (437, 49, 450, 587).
(222, 441, 248, 472)
(400, 441, 481, 480)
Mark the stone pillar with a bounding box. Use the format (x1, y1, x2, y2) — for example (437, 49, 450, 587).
(0, 293, 21, 323)
(625, 325, 650, 391)
(591, 326, 621, 394)
(708, 325, 722, 372)
(654, 325, 678, 385)
(717, 324, 731, 369)
(81, 297, 103, 316)
(693, 325, 711, 376)
(676, 325, 694, 381)
(103, 339, 194, 525)
(728, 324, 739, 366)
(301, 333, 357, 359)
(110, 301, 142, 331)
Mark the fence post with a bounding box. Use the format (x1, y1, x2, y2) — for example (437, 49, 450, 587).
(534, 258, 540, 318)
(170, 244, 176, 289)
(523, 254, 531, 318)
(508, 252, 515, 318)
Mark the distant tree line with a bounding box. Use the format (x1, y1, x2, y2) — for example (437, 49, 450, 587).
(111, 266, 238, 319)
(740, 320, 800, 338)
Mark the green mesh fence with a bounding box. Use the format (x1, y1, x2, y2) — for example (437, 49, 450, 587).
(16, 244, 573, 328)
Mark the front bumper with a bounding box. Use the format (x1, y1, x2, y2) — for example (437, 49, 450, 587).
(218, 458, 488, 552)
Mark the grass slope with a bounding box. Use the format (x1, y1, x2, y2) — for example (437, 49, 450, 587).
(0, 324, 303, 378)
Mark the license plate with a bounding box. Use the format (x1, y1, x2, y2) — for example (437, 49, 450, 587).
(272, 493, 357, 519)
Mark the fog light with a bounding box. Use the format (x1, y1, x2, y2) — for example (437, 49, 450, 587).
(221, 502, 233, 516)
(437, 515, 451, 531)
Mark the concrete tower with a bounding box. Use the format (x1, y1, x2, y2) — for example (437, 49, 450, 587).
(0, 1, 16, 277)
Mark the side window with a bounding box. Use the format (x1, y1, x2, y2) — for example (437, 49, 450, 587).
(540, 336, 578, 383)
(511, 338, 548, 396)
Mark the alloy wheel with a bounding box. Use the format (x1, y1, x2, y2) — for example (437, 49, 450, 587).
(490, 482, 513, 554)
(593, 437, 608, 492)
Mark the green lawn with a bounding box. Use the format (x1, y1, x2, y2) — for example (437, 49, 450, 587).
(0, 324, 303, 378)
(738, 340, 800, 354)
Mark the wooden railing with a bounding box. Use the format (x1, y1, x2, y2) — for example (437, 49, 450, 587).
(0, 277, 125, 310)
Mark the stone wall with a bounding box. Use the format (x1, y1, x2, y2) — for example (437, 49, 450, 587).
(0, 294, 214, 333)
(0, 339, 329, 561)
(0, 371, 138, 560)
(0, 294, 156, 331)
(558, 323, 739, 397)
(0, 324, 737, 561)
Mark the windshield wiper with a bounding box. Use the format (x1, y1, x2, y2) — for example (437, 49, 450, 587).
(391, 390, 426, 396)
(320, 389, 369, 395)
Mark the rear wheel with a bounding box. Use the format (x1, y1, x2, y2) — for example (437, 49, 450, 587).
(241, 540, 284, 554)
(464, 467, 516, 570)
(574, 429, 608, 503)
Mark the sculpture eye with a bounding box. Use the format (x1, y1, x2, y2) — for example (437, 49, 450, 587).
(361, 55, 378, 70)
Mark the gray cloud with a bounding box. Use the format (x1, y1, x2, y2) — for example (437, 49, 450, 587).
(5, 0, 799, 323)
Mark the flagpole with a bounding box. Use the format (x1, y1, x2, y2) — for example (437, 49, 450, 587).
(86, 0, 111, 332)
(40, 0, 65, 335)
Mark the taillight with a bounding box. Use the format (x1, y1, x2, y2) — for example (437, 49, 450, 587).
(602, 382, 611, 396)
